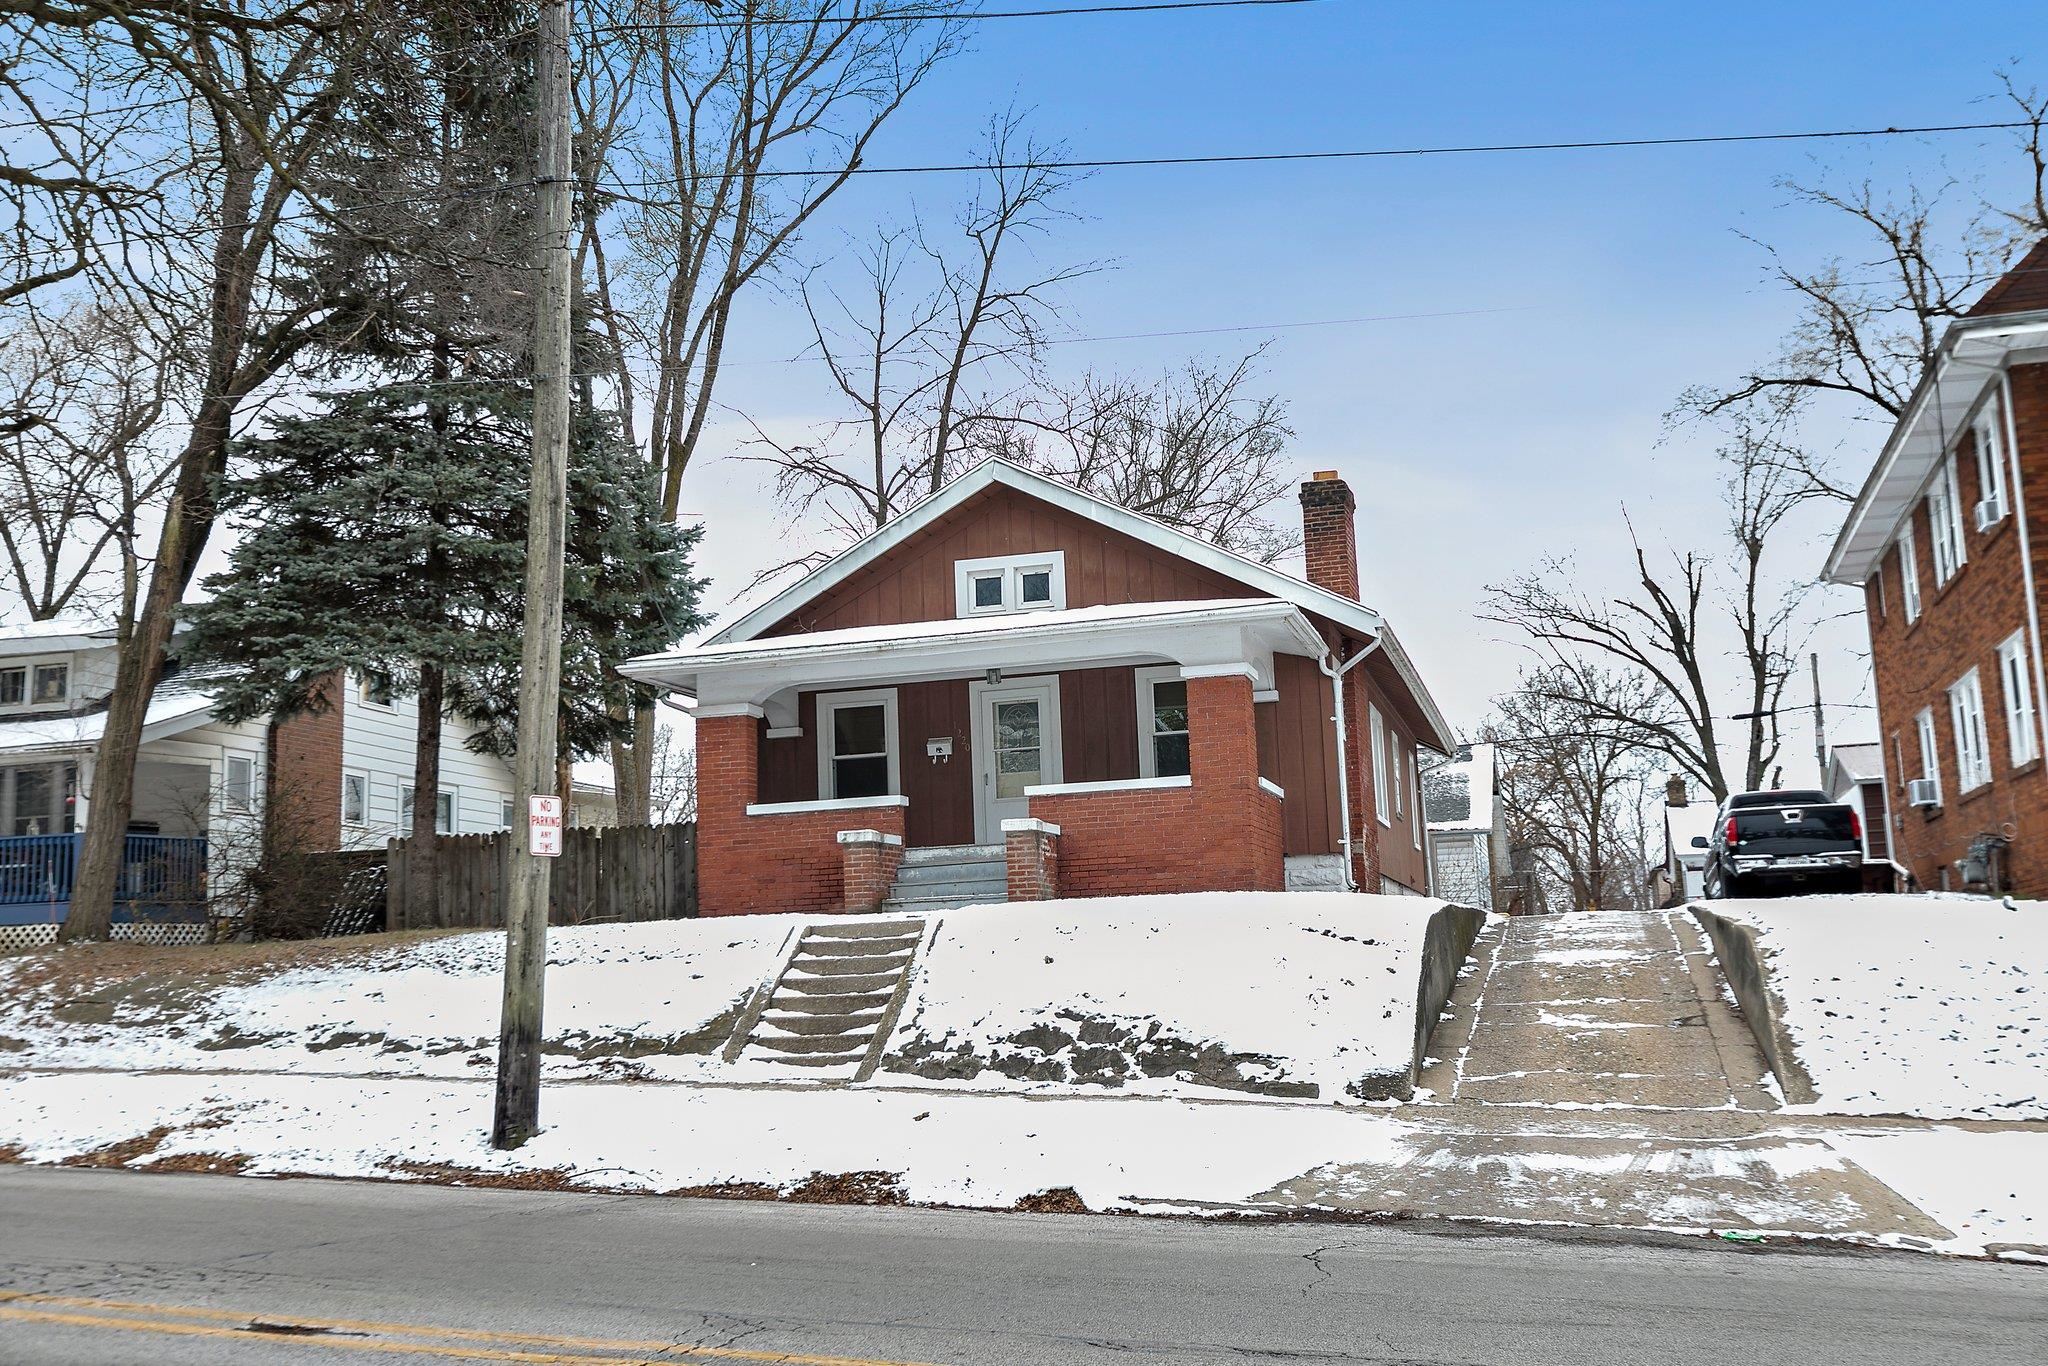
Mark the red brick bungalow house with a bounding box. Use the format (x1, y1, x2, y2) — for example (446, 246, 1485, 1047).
(1824, 240, 2048, 896)
(625, 460, 1455, 917)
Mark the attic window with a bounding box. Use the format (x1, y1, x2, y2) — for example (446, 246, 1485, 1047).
(954, 552, 1067, 617)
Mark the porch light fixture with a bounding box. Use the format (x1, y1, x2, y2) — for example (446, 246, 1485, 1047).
(985, 668, 1003, 685)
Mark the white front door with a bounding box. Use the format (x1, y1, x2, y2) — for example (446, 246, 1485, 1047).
(969, 677, 1062, 845)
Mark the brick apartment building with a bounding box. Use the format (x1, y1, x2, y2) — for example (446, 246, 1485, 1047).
(625, 459, 1455, 917)
(1825, 240, 2048, 896)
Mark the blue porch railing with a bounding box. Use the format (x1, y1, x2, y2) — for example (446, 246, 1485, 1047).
(0, 833, 208, 925)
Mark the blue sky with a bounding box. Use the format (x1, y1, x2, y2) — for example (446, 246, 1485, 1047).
(680, 0, 2048, 778)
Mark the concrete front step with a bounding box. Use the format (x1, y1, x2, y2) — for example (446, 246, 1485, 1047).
(900, 843, 1003, 867)
(805, 919, 925, 939)
(883, 876, 1006, 901)
(775, 970, 900, 996)
(768, 990, 895, 1015)
(787, 951, 914, 976)
(795, 933, 923, 956)
(745, 1033, 881, 1056)
(748, 1052, 866, 1069)
(760, 1009, 886, 1037)
(892, 860, 1005, 884)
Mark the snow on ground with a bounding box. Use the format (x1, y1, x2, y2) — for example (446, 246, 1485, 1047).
(880, 893, 1448, 1101)
(0, 1070, 1415, 1214)
(0, 918, 798, 1082)
(1827, 1128, 2048, 1260)
(1709, 896, 2048, 1121)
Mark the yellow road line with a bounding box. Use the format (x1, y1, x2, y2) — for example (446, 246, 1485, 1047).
(0, 1292, 946, 1366)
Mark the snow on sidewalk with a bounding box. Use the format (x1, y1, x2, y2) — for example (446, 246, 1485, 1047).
(1707, 896, 2047, 1120)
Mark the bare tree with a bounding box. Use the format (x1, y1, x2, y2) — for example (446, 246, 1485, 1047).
(1483, 423, 1810, 802)
(1485, 663, 1665, 913)
(747, 117, 1089, 565)
(972, 349, 1300, 563)
(0, 303, 178, 623)
(576, 0, 962, 822)
(1674, 73, 2048, 500)
(649, 723, 696, 825)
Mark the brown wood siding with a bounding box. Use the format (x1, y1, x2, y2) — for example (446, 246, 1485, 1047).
(1361, 669, 1431, 891)
(900, 678, 974, 847)
(1272, 652, 1340, 856)
(1060, 665, 1140, 785)
(764, 484, 1255, 635)
(1859, 778, 1891, 860)
(757, 694, 816, 805)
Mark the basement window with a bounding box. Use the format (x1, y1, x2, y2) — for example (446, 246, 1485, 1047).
(954, 552, 1067, 617)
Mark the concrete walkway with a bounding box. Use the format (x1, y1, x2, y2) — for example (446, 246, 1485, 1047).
(1270, 911, 1961, 1241)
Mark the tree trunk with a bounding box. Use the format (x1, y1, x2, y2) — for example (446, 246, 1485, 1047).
(608, 699, 656, 826)
(405, 662, 445, 930)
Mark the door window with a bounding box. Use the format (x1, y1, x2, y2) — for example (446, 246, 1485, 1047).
(992, 699, 1044, 797)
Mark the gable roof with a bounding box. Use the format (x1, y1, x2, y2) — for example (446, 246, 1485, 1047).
(1968, 237, 2048, 318)
(709, 458, 1385, 647)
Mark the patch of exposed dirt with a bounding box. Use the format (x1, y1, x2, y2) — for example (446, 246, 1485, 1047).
(548, 1000, 747, 1061)
(667, 1180, 784, 1201)
(0, 1144, 24, 1164)
(147, 1151, 253, 1175)
(885, 1010, 1318, 1099)
(2, 930, 466, 997)
(59, 1125, 175, 1168)
(384, 1162, 586, 1191)
(785, 1171, 907, 1205)
(1013, 1186, 1089, 1214)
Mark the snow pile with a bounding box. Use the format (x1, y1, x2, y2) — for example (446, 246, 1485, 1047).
(881, 892, 1448, 1101)
(1828, 1128, 2048, 1260)
(1714, 896, 2048, 1120)
(0, 918, 797, 1082)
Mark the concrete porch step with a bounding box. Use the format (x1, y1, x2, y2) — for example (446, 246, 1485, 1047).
(794, 933, 923, 956)
(787, 951, 914, 976)
(806, 919, 925, 939)
(774, 970, 900, 996)
(758, 1010, 885, 1037)
(768, 989, 894, 1015)
(726, 913, 930, 1080)
(900, 843, 1003, 867)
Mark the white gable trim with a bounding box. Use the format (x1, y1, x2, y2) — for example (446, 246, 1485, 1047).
(706, 459, 1384, 646)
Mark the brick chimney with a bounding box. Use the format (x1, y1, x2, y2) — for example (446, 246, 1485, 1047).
(1298, 470, 1359, 601)
(1665, 774, 1688, 808)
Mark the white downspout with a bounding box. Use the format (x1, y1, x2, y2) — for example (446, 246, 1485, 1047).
(1319, 638, 1383, 893)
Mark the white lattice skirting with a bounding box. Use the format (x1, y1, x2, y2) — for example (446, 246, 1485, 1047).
(0, 921, 208, 953)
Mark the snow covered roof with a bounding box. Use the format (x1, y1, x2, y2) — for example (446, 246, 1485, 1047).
(0, 688, 218, 758)
(1423, 742, 1496, 832)
(1825, 742, 1886, 799)
(0, 616, 123, 656)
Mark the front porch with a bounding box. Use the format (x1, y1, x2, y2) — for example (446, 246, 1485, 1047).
(0, 832, 210, 950)
(634, 599, 1345, 918)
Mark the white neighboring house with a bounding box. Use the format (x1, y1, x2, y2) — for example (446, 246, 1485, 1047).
(0, 617, 515, 947)
(1423, 743, 1510, 910)
(1659, 790, 1719, 906)
(1824, 741, 1899, 888)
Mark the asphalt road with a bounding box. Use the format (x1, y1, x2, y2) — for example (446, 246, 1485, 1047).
(0, 1167, 2040, 1366)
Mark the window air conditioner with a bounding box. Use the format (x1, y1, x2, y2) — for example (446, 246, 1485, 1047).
(1906, 778, 1941, 809)
(1975, 496, 2007, 531)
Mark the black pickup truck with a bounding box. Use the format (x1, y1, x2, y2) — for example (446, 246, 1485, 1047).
(1696, 789, 1865, 899)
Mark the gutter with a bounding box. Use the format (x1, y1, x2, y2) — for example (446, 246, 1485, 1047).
(1318, 637, 1384, 893)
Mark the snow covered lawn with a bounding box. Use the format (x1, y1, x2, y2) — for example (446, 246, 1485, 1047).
(1827, 1128, 2048, 1260)
(880, 893, 1451, 1101)
(1707, 896, 2047, 1121)
(0, 918, 799, 1083)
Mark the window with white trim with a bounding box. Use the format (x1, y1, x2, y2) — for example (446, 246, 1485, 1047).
(0, 657, 72, 711)
(359, 670, 396, 708)
(1949, 670, 1991, 794)
(1133, 666, 1191, 778)
(1898, 520, 1921, 623)
(1915, 708, 1940, 803)
(1409, 751, 1423, 850)
(953, 552, 1067, 617)
(1388, 728, 1403, 818)
(402, 786, 457, 833)
(1928, 455, 1966, 585)
(224, 755, 256, 812)
(341, 770, 369, 826)
(1368, 704, 1390, 826)
(501, 796, 517, 827)
(1974, 401, 2010, 528)
(816, 688, 899, 799)
(1998, 632, 2039, 767)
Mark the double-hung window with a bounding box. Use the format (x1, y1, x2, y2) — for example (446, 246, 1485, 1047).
(1915, 708, 1941, 802)
(1949, 670, 1992, 794)
(1134, 667, 1191, 778)
(1898, 521, 1922, 623)
(1368, 704, 1390, 826)
(1928, 455, 1966, 585)
(1974, 403, 2011, 527)
(401, 787, 457, 833)
(1998, 633, 2040, 767)
(1409, 752, 1423, 850)
(341, 771, 369, 826)
(224, 755, 257, 812)
(954, 553, 1067, 616)
(816, 689, 898, 800)
(0, 659, 70, 710)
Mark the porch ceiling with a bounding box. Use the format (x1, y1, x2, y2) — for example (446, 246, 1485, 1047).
(622, 597, 1331, 713)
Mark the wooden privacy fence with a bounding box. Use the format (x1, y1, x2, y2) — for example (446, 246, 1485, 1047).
(386, 822, 697, 931)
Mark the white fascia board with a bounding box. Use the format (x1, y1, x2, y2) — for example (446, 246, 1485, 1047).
(702, 459, 1385, 646)
(1375, 624, 1458, 755)
(1826, 313, 2048, 584)
(628, 600, 1327, 704)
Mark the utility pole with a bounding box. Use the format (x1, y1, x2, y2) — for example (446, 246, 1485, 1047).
(492, 0, 573, 1151)
(1809, 651, 1827, 783)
